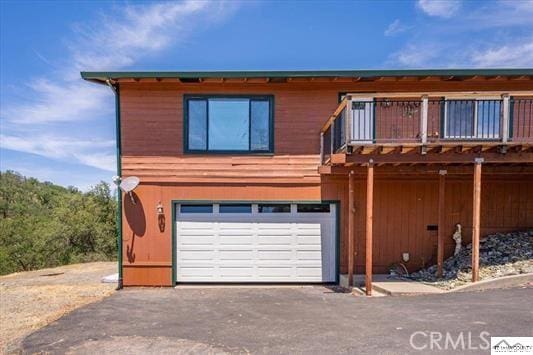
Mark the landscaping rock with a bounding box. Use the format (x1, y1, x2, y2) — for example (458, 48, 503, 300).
(409, 230, 533, 290)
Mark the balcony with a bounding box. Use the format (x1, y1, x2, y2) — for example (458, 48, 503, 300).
(320, 94, 533, 165)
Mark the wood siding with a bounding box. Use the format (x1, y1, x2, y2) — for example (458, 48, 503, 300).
(321, 173, 533, 274)
(119, 79, 533, 285)
(121, 173, 533, 285)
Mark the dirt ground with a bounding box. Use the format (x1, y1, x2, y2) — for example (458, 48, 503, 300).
(0, 262, 116, 352)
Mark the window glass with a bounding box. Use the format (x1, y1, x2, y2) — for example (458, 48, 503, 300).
(185, 96, 272, 153)
(297, 204, 330, 213)
(251, 100, 270, 151)
(476, 100, 500, 138)
(188, 100, 207, 150)
(180, 204, 213, 213)
(258, 204, 290, 213)
(219, 204, 252, 213)
(446, 100, 474, 138)
(208, 99, 249, 150)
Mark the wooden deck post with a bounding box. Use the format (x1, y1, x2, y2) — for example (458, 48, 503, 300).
(472, 158, 483, 282)
(365, 160, 374, 296)
(437, 169, 447, 278)
(420, 95, 429, 145)
(348, 171, 355, 286)
(501, 94, 510, 144)
(320, 132, 324, 165)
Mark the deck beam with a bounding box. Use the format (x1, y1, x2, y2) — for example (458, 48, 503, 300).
(332, 151, 533, 165)
(318, 164, 533, 176)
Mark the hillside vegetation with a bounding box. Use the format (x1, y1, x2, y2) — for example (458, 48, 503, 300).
(0, 171, 117, 275)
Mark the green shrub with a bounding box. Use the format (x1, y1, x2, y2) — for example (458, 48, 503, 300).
(0, 171, 117, 275)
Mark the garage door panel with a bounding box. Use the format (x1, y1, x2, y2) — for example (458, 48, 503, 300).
(257, 250, 292, 260)
(257, 267, 292, 277)
(296, 236, 322, 245)
(296, 267, 322, 277)
(179, 236, 216, 245)
(219, 267, 254, 277)
(294, 223, 323, 229)
(296, 250, 322, 260)
(176, 203, 336, 283)
(179, 267, 215, 278)
(219, 236, 254, 245)
(178, 222, 216, 230)
(257, 236, 292, 245)
(179, 250, 215, 260)
(218, 250, 254, 260)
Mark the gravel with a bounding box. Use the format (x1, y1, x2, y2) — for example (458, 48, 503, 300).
(410, 230, 533, 290)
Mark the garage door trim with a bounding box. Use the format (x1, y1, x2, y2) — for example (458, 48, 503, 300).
(171, 200, 340, 285)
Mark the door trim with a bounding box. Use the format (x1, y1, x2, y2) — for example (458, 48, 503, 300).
(171, 200, 340, 285)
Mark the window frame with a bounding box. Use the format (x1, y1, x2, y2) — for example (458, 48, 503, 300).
(296, 203, 331, 213)
(219, 203, 253, 214)
(183, 94, 275, 154)
(179, 204, 213, 214)
(443, 97, 502, 140)
(258, 203, 291, 213)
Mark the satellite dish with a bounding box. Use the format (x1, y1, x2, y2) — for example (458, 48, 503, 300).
(120, 176, 140, 204)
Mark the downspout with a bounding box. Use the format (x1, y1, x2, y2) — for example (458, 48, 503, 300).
(106, 79, 123, 290)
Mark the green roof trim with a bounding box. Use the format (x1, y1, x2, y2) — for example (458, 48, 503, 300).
(81, 68, 533, 84)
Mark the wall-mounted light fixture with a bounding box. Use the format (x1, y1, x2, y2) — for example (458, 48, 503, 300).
(156, 202, 164, 215)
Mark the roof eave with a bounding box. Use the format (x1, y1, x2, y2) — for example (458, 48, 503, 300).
(80, 69, 533, 84)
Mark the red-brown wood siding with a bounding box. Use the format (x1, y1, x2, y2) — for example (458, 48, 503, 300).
(119, 80, 533, 286)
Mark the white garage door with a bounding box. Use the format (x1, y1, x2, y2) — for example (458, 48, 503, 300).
(175, 202, 337, 283)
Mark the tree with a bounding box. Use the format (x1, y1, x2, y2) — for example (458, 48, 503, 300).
(0, 171, 117, 275)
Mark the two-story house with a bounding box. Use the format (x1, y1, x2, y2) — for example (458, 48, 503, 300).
(82, 69, 533, 294)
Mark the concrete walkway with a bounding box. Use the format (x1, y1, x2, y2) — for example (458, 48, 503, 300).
(341, 274, 444, 296)
(371, 275, 444, 296)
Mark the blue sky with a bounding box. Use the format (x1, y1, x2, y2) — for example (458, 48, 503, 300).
(1, 0, 532, 190)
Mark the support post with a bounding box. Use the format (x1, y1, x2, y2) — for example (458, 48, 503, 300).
(437, 169, 447, 278)
(320, 132, 324, 165)
(501, 94, 510, 143)
(345, 95, 352, 147)
(330, 121, 334, 154)
(365, 160, 374, 296)
(348, 171, 355, 286)
(420, 95, 428, 145)
(472, 158, 483, 282)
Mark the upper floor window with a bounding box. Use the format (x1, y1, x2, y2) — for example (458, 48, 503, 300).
(444, 99, 501, 139)
(185, 95, 273, 153)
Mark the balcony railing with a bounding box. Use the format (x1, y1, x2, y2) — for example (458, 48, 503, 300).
(320, 94, 533, 164)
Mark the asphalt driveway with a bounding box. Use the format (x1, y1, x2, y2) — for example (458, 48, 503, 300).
(17, 285, 533, 354)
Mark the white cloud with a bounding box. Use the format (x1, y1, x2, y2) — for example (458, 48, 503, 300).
(1, 134, 116, 171)
(470, 39, 533, 67)
(417, 0, 461, 18)
(388, 1, 533, 68)
(67, 1, 237, 77)
(389, 43, 443, 68)
(464, 0, 533, 29)
(3, 80, 110, 124)
(0, 0, 241, 183)
(384, 19, 409, 37)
